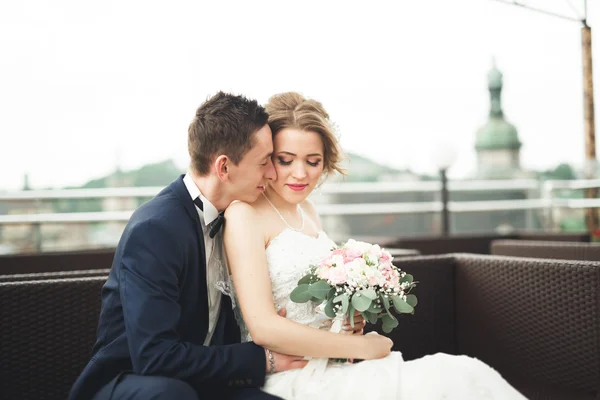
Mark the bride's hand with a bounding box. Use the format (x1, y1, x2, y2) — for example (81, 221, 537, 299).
(359, 332, 393, 360)
(342, 310, 366, 335)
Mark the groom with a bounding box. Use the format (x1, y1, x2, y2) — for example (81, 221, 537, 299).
(69, 93, 314, 400)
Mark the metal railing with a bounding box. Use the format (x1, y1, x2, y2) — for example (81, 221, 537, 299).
(0, 179, 598, 224)
(0, 178, 546, 202)
(0, 178, 598, 254)
(0, 186, 161, 201)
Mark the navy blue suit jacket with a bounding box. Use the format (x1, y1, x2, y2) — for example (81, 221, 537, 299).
(69, 175, 266, 399)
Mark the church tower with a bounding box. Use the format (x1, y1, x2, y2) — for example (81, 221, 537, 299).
(475, 61, 523, 179)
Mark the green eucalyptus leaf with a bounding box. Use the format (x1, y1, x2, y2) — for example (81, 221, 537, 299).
(351, 293, 372, 312)
(308, 280, 331, 300)
(405, 294, 418, 308)
(324, 297, 336, 318)
(400, 274, 413, 284)
(359, 288, 377, 300)
(392, 295, 414, 314)
(380, 293, 391, 312)
(326, 287, 336, 301)
(334, 293, 349, 314)
(365, 311, 378, 324)
(367, 303, 383, 314)
(382, 313, 399, 329)
(298, 274, 313, 285)
(290, 284, 312, 303)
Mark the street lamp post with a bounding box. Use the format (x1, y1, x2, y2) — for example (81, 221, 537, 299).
(433, 143, 458, 237)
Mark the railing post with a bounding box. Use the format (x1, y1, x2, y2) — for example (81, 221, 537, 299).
(32, 222, 42, 252)
(440, 168, 450, 236)
(541, 181, 555, 231)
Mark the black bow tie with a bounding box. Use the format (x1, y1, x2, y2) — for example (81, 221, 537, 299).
(193, 197, 225, 239)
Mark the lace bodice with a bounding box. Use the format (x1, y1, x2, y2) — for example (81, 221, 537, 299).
(235, 228, 337, 342)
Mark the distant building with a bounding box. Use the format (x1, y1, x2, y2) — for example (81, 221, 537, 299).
(475, 62, 526, 179)
(318, 62, 545, 241)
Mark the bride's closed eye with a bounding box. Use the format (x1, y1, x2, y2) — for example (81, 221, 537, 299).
(277, 157, 292, 166)
(277, 157, 321, 167)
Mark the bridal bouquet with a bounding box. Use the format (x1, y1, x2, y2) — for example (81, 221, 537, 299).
(290, 239, 417, 333)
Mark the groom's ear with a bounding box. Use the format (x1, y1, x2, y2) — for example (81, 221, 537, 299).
(214, 155, 230, 181)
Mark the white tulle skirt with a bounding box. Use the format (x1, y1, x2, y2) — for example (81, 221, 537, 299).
(263, 351, 527, 400)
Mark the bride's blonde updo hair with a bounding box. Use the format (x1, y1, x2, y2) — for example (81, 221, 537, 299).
(265, 92, 346, 177)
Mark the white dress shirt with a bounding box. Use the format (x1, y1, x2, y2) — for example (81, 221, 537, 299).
(183, 173, 222, 346)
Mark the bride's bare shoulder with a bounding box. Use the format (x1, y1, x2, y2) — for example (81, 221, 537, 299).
(224, 199, 276, 247)
(225, 200, 275, 227)
(224, 200, 258, 221)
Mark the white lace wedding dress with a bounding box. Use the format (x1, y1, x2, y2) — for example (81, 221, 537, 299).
(232, 228, 527, 399)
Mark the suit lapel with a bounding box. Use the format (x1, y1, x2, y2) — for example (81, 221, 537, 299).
(170, 175, 209, 329)
(194, 216, 209, 331)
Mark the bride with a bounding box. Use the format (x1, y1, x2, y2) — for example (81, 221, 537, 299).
(223, 92, 526, 399)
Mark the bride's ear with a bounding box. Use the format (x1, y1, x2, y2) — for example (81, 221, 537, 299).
(214, 155, 230, 182)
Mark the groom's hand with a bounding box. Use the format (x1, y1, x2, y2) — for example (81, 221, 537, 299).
(343, 310, 366, 335)
(265, 349, 308, 374)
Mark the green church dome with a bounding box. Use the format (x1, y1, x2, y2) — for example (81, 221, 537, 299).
(476, 118, 521, 150)
(475, 61, 522, 151)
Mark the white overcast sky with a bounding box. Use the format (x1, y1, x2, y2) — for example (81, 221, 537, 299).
(1, 0, 598, 190)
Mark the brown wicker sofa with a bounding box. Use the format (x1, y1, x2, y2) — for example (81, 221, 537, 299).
(2, 254, 600, 399)
(369, 254, 600, 400)
(491, 239, 600, 261)
(0, 276, 107, 400)
(0, 268, 111, 283)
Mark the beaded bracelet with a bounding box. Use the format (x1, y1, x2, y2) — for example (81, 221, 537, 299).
(267, 349, 275, 374)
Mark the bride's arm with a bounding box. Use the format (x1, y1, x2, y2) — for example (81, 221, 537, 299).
(223, 202, 369, 359)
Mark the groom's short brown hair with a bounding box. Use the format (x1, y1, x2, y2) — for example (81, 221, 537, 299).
(188, 91, 269, 175)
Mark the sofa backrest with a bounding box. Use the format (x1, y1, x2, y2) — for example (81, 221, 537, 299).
(0, 248, 115, 275)
(453, 253, 600, 397)
(491, 239, 600, 262)
(0, 269, 111, 283)
(366, 255, 457, 360)
(0, 276, 107, 400)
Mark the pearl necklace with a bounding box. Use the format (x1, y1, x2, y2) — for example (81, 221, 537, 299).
(262, 192, 305, 232)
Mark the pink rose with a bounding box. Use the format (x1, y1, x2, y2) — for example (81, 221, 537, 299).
(368, 275, 379, 286)
(383, 269, 400, 288)
(320, 257, 332, 268)
(317, 265, 330, 279)
(379, 265, 394, 276)
(343, 248, 363, 263)
(380, 251, 391, 263)
(321, 254, 344, 268)
(328, 266, 348, 285)
(331, 249, 346, 256)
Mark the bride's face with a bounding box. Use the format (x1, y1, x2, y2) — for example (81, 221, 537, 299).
(269, 128, 325, 204)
